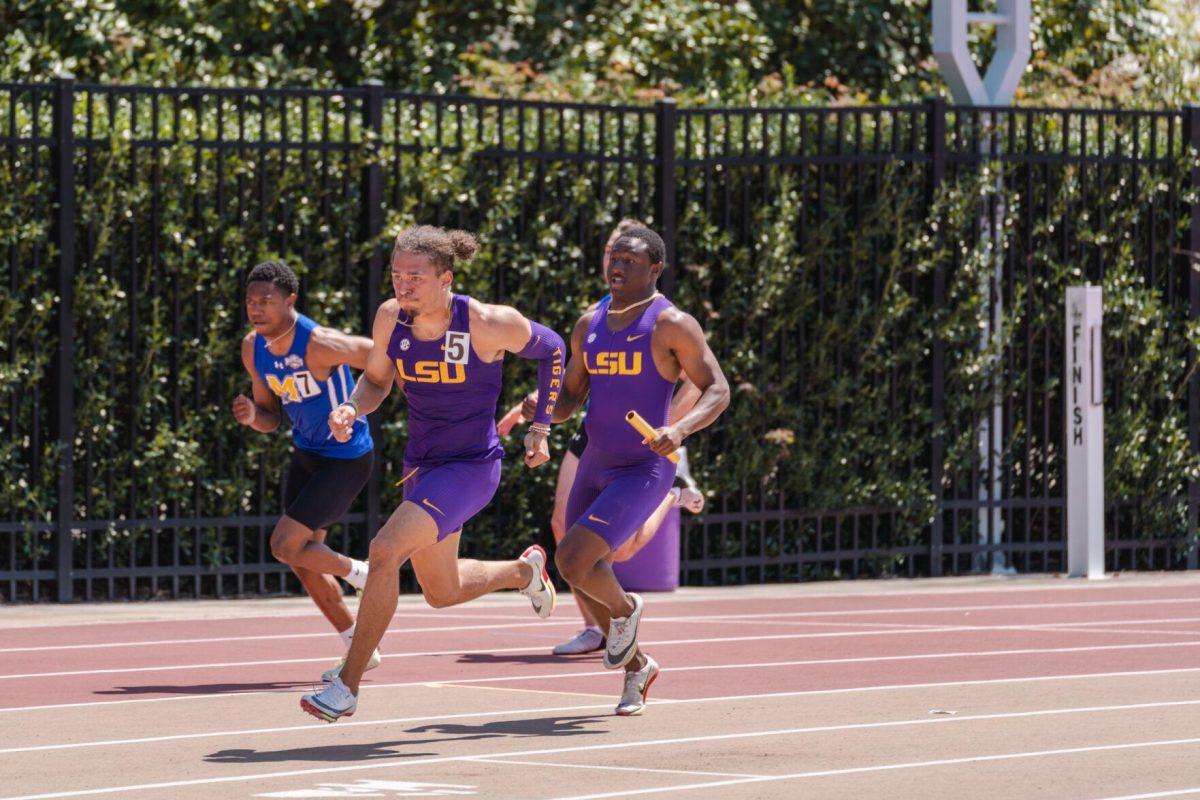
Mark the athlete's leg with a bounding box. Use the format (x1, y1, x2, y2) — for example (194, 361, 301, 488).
(290, 528, 355, 632)
(270, 515, 359, 579)
(557, 529, 652, 674)
(612, 491, 676, 563)
(550, 450, 580, 543)
(553, 449, 600, 630)
(400, 458, 551, 614)
(274, 450, 371, 587)
(338, 501, 439, 695)
(570, 551, 646, 669)
(555, 527, 636, 617)
(410, 530, 532, 608)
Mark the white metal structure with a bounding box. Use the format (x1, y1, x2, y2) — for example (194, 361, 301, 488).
(1065, 287, 1106, 579)
(932, 0, 1031, 107)
(932, 1, 1031, 574)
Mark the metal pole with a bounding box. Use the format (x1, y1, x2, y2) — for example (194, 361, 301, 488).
(1187, 105, 1200, 570)
(361, 80, 384, 545)
(927, 96, 947, 577)
(977, 113, 1012, 575)
(933, 0, 1029, 575)
(51, 73, 77, 602)
(655, 98, 678, 297)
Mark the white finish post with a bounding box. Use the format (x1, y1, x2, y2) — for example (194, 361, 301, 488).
(1066, 286, 1105, 579)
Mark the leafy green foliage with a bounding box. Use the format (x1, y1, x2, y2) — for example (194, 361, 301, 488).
(4, 1, 1196, 106)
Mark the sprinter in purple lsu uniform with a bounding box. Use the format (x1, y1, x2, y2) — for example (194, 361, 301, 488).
(302, 226, 565, 722)
(553, 226, 730, 715)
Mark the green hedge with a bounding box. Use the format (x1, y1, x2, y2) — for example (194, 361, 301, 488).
(1, 89, 1197, 598)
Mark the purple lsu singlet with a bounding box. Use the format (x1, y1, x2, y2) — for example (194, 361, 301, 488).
(385, 294, 504, 466)
(582, 294, 676, 461)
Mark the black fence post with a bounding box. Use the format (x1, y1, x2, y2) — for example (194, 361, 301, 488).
(927, 96, 947, 577)
(51, 74, 77, 601)
(1187, 104, 1200, 569)
(361, 80, 385, 543)
(655, 98, 678, 297)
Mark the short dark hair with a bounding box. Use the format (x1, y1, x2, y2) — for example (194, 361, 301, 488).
(610, 218, 644, 239)
(246, 260, 299, 296)
(612, 226, 665, 267)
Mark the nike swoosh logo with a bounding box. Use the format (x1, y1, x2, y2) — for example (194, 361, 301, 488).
(422, 498, 445, 516)
(587, 514, 609, 525)
(394, 466, 420, 488)
(626, 334, 645, 342)
(607, 639, 637, 666)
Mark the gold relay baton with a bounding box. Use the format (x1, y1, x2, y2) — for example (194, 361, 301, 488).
(625, 410, 681, 464)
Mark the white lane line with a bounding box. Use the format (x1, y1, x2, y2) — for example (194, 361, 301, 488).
(10, 614, 1200, 677)
(417, 641, 1200, 688)
(1036, 626, 1200, 638)
(464, 758, 763, 780)
(8, 578, 1197, 634)
(679, 598, 1200, 620)
(3, 663, 1199, 715)
(1090, 789, 1200, 800)
(542, 737, 1200, 800)
(0, 619, 585, 654)
(690, 615, 1200, 630)
(8, 596, 1200, 650)
(0, 630, 928, 679)
(0, 613, 948, 654)
(6, 709, 1200, 800)
(3, 693, 1198, 758)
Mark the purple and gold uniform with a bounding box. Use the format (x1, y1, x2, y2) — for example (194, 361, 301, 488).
(386, 295, 504, 539)
(567, 295, 678, 550)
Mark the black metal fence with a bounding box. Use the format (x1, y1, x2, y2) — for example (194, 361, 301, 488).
(2, 77, 1197, 601)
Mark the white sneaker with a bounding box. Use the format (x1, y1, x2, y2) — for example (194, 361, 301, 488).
(321, 647, 381, 683)
(301, 676, 357, 723)
(518, 545, 556, 620)
(615, 654, 659, 716)
(552, 627, 606, 655)
(603, 592, 643, 670)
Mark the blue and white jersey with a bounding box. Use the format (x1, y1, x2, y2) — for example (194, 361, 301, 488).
(253, 313, 373, 459)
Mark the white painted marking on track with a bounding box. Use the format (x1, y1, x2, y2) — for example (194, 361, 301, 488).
(465, 758, 762, 779)
(7, 596, 1200, 649)
(8, 577, 1199, 635)
(410, 641, 1200, 689)
(0, 619, 583, 654)
(5, 665, 1200, 716)
(678, 597, 1200, 619)
(540, 738, 1200, 800)
(1089, 789, 1200, 800)
(7, 615, 1200, 676)
(3, 688, 1199, 758)
(6, 714, 1200, 800)
(255, 779, 476, 798)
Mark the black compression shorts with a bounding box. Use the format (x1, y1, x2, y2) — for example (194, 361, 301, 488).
(566, 423, 588, 459)
(283, 448, 374, 531)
